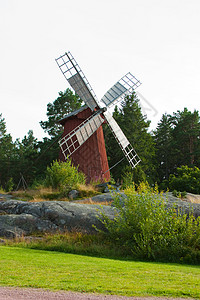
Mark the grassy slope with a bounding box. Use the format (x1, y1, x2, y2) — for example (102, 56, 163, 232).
(0, 246, 200, 298)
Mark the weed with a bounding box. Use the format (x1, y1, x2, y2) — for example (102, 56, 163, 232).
(99, 182, 200, 264)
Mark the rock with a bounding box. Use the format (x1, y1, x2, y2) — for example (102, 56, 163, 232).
(0, 200, 115, 238)
(96, 182, 121, 193)
(185, 193, 200, 204)
(0, 191, 200, 238)
(0, 213, 58, 238)
(68, 190, 79, 200)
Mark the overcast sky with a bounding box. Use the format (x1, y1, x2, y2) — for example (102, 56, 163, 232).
(1, 0, 200, 141)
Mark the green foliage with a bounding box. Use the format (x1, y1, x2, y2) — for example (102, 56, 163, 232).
(45, 159, 86, 194)
(172, 190, 187, 199)
(154, 113, 173, 182)
(5, 178, 14, 192)
(104, 93, 155, 184)
(170, 108, 200, 167)
(40, 89, 82, 137)
(99, 182, 200, 263)
(0, 114, 16, 188)
(169, 165, 200, 194)
(121, 165, 146, 189)
(154, 108, 200, 185)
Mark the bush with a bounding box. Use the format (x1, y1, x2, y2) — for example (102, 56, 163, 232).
(45, 159, 86, 195)
(169, 165, 200, 194)
(121, 165, 146, 189)
(99, 182, 200, 263)
(172, 190, 187, 199)
(5, 177, 14, 192)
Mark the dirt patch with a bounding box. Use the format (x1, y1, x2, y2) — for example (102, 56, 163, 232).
(0, 287, 194, 300)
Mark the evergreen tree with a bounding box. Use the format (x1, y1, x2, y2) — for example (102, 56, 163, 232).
(14, 130, 39, 185)
(170, 108, 200, 167)
(154, 113, 174, 183)
(40, 88, 82, 137)
(0, 114, 15, 188)
(37, 88, 83, 182)
(154, 108, 200, 186)
(104, 92, 155, 184)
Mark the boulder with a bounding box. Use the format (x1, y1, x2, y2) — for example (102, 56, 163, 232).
(0, 191, 200, 238)
(68, 189, 79, 200)
(0, 199, 115, 238)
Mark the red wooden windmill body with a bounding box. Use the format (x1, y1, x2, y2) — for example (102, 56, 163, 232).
(59, 106, 110, 182)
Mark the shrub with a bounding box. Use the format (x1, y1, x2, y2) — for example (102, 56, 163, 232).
(5, 177, 14, 192)
(45, 159, 86, 195)
(99, 182, 200, 263)
(121, 165, 146, 189)
(169, 165, 200, 194)
(172, 190, 187, 199)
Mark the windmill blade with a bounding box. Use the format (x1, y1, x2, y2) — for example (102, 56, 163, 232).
(56, 52, 99, 111)
(103, 111, 141, 168)
(100, 73, 141, 109)
(59, 111, 104, 160)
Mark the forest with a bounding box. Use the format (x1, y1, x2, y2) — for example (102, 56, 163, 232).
(1, 88, 200, 194)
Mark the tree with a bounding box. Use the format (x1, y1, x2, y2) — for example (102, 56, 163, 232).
(14, 130, 39, 185)
(169, 165, 200, 194)
(154, 113, 174, 183)
(154, 108, 200, 187)
(170, 108, 200, 167)
(0, 114, 15, 188)
(104, 93, 156, 184)
(37, 89, 83, 182)
(0, 113, 6, 138)
(40, 89, 82, 137)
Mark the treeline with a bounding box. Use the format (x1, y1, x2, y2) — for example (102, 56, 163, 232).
(0, 88, 200, 192)
(0, 89, 82, 191)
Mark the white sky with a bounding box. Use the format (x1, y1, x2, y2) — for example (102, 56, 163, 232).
(1, 0, 200, 141)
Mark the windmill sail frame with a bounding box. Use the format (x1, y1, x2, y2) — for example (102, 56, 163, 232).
(56, 52, 99, 111)
(100, 72, 141, 108)
(56, 51, 142, 172)
(59, 110, 104, 160)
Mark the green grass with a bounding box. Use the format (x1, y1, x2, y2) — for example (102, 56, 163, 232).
(0, 246, 200, 298)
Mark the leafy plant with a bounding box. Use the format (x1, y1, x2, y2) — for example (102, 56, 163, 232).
(172, 190, 187, 199)
(45, 159, 86, 195)
(121, 165, 146, 189)
(99, 182, 200, 263)
(5, 177, 14, 192)
(169, 165, 200, 194)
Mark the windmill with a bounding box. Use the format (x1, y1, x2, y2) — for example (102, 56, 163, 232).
(55, 51, 141, 182)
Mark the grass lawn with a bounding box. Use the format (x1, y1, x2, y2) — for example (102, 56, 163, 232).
(0, 246, 200, 298)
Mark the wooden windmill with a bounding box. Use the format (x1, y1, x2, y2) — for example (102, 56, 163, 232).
(55, 51, 141, 182)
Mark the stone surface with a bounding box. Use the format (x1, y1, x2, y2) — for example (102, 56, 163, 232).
(0, 192, 200, 238)
(68, 189, 79, 200)
(0, 199, 115, 238)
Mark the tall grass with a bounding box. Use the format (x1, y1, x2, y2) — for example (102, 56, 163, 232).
(4, 231, 127, 259)
(99, 182, 200, 264)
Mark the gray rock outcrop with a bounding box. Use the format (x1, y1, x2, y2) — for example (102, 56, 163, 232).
(0, 192, 200, 238)
(0, 199, 115, 238)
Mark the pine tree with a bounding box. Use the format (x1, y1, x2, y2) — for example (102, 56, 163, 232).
(104, 92, 155, 184)
(154, 113, 174, 182)
(40, 88, 82, 137)
(154, 108, 200, 186)
(170, 108, 200, 167)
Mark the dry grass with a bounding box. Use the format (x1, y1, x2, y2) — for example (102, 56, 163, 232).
(78, 198, 111, 205)
(77, 183, 100, 198)
(9, 184, 101, 202)
(10, 188, 68, 202)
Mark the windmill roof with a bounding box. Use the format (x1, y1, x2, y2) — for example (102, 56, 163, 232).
(59, 105, 88, 123)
